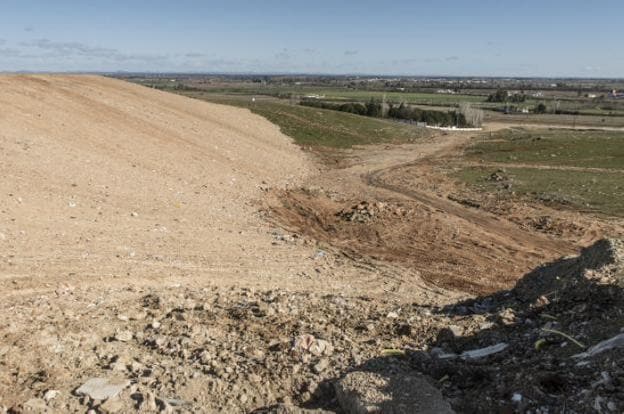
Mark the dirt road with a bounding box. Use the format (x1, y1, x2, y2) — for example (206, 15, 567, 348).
(272, 129, 588, 294)
(365, 133, 572, 253)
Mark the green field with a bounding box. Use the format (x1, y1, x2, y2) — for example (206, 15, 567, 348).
(455, 128, 624, 217)
(183, 92, 432, 148)
(135, 77, 624, 128)
(143, 80, 486, 106)
(287, 88, 485, 105)
(466, 128, 624, 169)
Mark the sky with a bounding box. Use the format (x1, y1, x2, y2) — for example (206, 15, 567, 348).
(0, 0, 622, 77)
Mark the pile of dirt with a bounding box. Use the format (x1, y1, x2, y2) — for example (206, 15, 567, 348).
(408, 238, 624, 413)
(336, 201, 409, 223)
(0, 75, 325, 296)
(270, 188, 568, 295)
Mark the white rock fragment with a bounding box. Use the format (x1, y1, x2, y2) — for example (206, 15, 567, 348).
(293, 334, 333, 356)
(43, 389, 60, 402)
(114, 330, 133, 342)
(75, 378, 130, 401)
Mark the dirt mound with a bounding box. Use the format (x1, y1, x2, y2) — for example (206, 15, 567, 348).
(411, 238, 624, 413)
(0, 75, 321, 296)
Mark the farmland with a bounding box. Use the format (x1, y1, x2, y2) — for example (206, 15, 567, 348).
(127, 74, 624, 129)
(453, 128, 624, 217)
(183, 92, 432, 148)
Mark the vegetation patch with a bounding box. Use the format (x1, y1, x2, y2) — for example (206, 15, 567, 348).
(455, 166, 624, 217)
(183, 92, 432, 148)
(466, 128, 624, 169)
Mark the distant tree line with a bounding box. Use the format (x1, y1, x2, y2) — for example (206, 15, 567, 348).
(300, 98, 482, 127)
(387, 102, 469, 127)
(299, 99, 369, 116)
(487, 89, 527, 103)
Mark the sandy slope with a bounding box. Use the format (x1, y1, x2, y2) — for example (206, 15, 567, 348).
(0, 75, 327, 295)
(0, 76, 458, 411)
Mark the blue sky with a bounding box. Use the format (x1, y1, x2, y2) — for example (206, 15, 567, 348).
(0, 0, 622, 76)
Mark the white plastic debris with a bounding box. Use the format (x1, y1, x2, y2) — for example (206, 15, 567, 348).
(432, 342, 509, 360)
(573, 333, 624, 359)
(460, 343, 509, 360)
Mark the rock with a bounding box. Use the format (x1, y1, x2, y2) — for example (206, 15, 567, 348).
(293, 334, 333, 357)
(448, 325, 463, 337)
(335, 371, 454, 414)
(99, 397, 125, 413)
(498, 308, 516, 325)
(386, 311, 399, 319)
(23, 398, 48, 412)
(140, 391, 158, 411)
(75, 378, 130, 401)
(114, 330, 133, 342)
(42, 390, 60, 403)
(313, 358, 329, 374)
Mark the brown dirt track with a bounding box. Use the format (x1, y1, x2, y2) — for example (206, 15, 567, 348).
(270, 130, 605, 295)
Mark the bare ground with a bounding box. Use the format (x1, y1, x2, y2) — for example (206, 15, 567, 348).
(1, 76, 623, 413)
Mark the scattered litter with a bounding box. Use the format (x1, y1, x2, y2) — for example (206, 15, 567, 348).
(573, 333, 624, 359)
(461, 343, 509, 360)
(432, 344, 509, 361)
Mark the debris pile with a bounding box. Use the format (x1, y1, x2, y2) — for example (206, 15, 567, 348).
(337, 201, 384, 223)
(1, 240, 623, 413)
(409, 238, 624, 413)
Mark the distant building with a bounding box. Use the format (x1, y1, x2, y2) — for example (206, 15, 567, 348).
(608, 89, 624, 99)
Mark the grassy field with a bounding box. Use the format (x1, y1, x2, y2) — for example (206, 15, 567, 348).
(135, 78, 624, 128)
(484, 111, 624, 128)
(289, 88, 485, 105)
(144, 80, 486, 106)
(455, 128, 624, 217)
(183, 92, 431, 148)
(466, 128, 624, 169)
